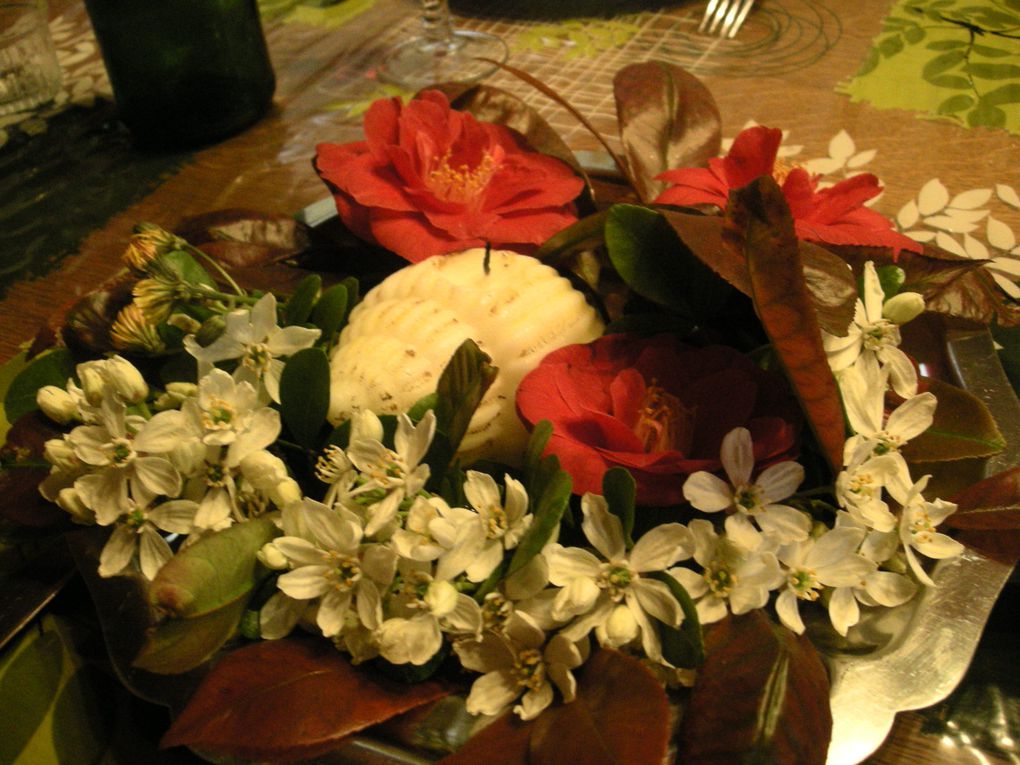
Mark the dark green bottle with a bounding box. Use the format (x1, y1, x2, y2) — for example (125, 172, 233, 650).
(83, 0, 276, 149)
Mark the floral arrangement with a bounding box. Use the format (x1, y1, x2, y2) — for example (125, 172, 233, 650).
(3, 61, 1020, 765)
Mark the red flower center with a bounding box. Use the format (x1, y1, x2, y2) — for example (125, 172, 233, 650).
(426, 149, 500, 206)
(633, 383, 695, 455)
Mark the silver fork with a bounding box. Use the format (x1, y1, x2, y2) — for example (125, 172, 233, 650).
(698, 0, 756, 38)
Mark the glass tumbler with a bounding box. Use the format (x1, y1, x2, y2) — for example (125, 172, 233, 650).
(83, 0, 276, 149)
(0, 0, 62, 117)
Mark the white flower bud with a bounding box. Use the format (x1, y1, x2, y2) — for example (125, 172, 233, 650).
(257, 541, 290, 570)
(269, 477, 303, 509)
(105, 355, 149, 404)
(76, 361, 107, 406)
(43, 437, 80, 471)
(350, 409, 384, 444)
(424, 580, 458, 617)
(241, 450, 289, 490)
(882, 292, 925, 325)
(602, 603, 639, 647)
(56, 487, 95, 524)
(37, 386, 78, 425)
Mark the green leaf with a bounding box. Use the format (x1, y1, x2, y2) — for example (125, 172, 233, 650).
(647, 571, 704, 669)
(407, 392, 438, 422)
(279, 347, 331, 449)
(968, 101, 1007, 128)
(927, 39, 967, 50)
(972, 44, 1013, 57)
(283, 274, 321, 326)
(602, 467, 636, 549)
(981, 83, 1020, 106)
(434, 339, 498, 456)
(606, 204, 732, 318)
(903, 24, 925, 43)
(967, 62, 1020, 79)
(157, 250, 216, 290)
(134, 517, 280, 674)
(310, 282, 349, 347)
(937, 94, 976, 114)
(879, 35, 904, 57)
(534, 209, 608, 267)
(4, 348, 75, 424)
(507, 455, 572, 578)
(875, 265, 906, 300)
(524, 419, 554, 488)
(903, 377, 1005, 462)
(928, 75, 971, 89)
(922, 49, 965, 80)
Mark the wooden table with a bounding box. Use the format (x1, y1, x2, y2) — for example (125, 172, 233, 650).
(1, 1, 1017, 763)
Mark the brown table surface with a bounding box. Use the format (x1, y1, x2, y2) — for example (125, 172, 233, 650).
(1, 1, 1018, 763)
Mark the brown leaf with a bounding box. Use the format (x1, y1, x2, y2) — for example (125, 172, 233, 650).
(161, 637, 451, 763)
(660, 210, 856, 336)
(679, 611, 832, 765)
(902, 378, 1005, 463)
(950, 465, 1020, 527)
(437, 648, 671, 765)
(0, 412, 67, 527)
(832, 243, 1020, 327)
(175, 209, 311, 260)
(614, 62, 721, 204)
(529, 649, 671, 765)
(731, 177, 846, 472)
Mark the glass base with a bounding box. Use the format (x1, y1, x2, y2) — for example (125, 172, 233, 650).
(380, 29, 508, 90)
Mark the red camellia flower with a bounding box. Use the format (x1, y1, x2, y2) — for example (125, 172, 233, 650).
(654, 125, 922, 256)
(314, 90, 584, 263)
(516, 333, 802, 506)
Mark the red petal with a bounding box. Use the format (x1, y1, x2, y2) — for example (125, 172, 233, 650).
(721, 126, 782, 188)
(609, 368, 647, 429)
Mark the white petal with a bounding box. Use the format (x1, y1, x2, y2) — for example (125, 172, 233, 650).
(695, 596, 729, 624)
(149, 499, 198, 533)
(757, 461, 804, 503)
(863, 571, 917, 607)
(277, 566, 331, 599)
(133, 456, 182, 497)
(268, 324, 322, 357)
(465, 671, 520, 717)
(98, 525, 137, 577)
(259, 592, 305, 639)
(915, 532, 965, 560)
(552, 576, 601, 621)
(377, 615, 442, 665)
(516, 683, 554, 721)
(758, 504, 811, 542)
(631, 578, 683, 627)
(138, 525, 173, 580)
(546, 545, 602, 585)
(133, 410, 189, 453)
(720, 427, 753, 485)
(682, 471, 733, 512)
(629, 523, 693, 571)
(828, 587, 860, 636)
(775, 589, 805, 634)
(887, 392, 937, 441)
(580, 493, 625, 561)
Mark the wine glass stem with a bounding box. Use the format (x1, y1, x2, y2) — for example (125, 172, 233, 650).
(420, 0, 454, 46)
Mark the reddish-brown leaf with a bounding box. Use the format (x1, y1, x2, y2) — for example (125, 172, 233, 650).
(614, 62, 721, 204)
(659, 210, 855, 336)
(175, 209, 311, 261)
(437, 648, 671, 765)
(435, 710, 534, 765)
(0, 412, 66, 527)
(730, 177, 846, 472)
(679, 611, 832, 765)
(530, 649, 671, 765)
(950, 466, 1020, 528)
(902, 377, 1005, 463)
(161, 637, 451, 763)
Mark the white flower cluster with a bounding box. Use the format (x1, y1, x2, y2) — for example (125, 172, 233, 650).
(255, 406, 695, 721)
(36, 294, 319, 580)
(666, 261, 963, 638)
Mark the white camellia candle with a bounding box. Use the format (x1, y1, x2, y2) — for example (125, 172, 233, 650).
(329, 249, 605, 465)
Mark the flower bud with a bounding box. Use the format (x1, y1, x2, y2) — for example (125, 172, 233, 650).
(155, 381, 198, 411)
(43, 437, 80, 471)
(106, 355, 149, 404)
(350, 409, 384, 444)
(241, 450, 290, 491)
(258, 542, 289, 570)
(194, 316, 226, 348)
(56, 487, 95, 524)
(602, 603, 639, 647)
(167, 313, 202, 334)
(882, 291, 925, 325)
(425, 580, 459, 617)
(76, 361, 107, 406)
(37, 385, 78, 425)
(123, 222, 186, 271)
(269, 477, 303, 509)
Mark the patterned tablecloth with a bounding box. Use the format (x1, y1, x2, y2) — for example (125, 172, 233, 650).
(0, 3, 1019, 762)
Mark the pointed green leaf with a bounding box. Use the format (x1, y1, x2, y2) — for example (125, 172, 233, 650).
(434, 339, 498, 456)
(310, 283, 349, 348)
(647, 571, 704, 669)
(283, 274, 321, 326)
(4, 348, 75, 425)
(602, 467, 636, 548)
(507, 454, 572, 578)
(280, 347, 331, 449)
